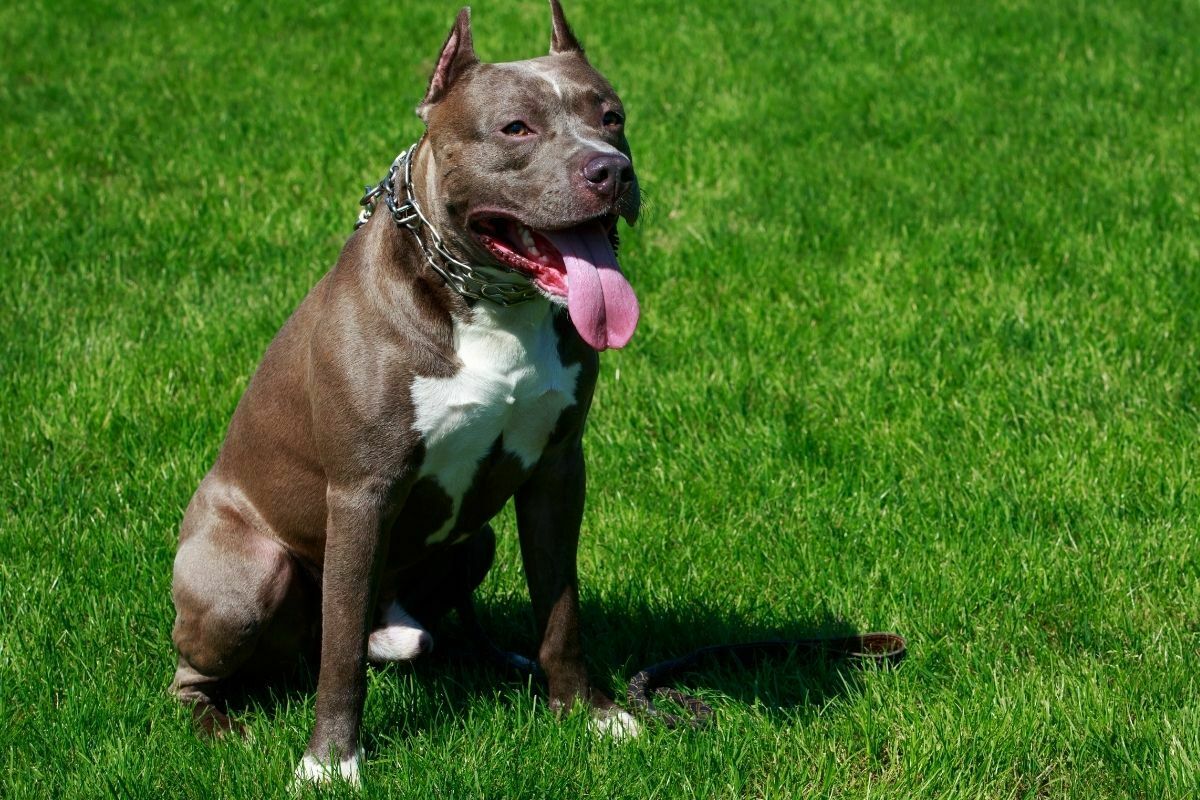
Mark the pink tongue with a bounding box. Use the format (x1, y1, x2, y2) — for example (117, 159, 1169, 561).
(543, 224, 640, 351)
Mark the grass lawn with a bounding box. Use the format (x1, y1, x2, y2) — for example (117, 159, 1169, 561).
(3, 0, 1199, 796)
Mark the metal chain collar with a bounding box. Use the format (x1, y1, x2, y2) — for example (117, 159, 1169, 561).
(356, 143, 541, 306)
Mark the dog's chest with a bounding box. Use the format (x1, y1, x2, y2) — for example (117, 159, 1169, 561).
(410, 302, 580, 543)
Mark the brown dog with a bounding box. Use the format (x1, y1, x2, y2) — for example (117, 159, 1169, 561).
(169, 1, 641, 784)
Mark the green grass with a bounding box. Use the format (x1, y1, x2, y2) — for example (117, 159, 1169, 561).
(3, 0, 1199, 796)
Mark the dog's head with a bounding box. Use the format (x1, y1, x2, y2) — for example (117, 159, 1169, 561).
(412, 1, 640, 350)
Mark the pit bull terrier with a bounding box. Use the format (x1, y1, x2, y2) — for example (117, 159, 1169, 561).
(169, 1, 641, 784)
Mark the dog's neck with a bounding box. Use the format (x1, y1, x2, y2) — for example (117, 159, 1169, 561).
(380, 139, 542, 307)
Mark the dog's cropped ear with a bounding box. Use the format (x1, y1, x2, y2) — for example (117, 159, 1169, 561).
(418, 7, 478, 118)
(549, 0, 584, 55)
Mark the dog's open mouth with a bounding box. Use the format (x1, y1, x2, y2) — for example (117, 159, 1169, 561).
(469, 214, 639, 350)
(470, 214, 618, 297)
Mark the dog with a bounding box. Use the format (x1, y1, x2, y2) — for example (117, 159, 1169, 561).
(169, 1, 641, 784)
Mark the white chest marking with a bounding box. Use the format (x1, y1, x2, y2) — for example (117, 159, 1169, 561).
(410, 302, 579, 543)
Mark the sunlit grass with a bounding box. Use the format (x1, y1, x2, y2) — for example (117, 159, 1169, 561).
(2, 0, 1198, 796)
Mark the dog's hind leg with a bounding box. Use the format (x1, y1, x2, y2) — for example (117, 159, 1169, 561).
(169, 493, 310, 736)
(367, 524, 497, 663)
(399, 523, 496, 627)
(366, 602, 432, 664)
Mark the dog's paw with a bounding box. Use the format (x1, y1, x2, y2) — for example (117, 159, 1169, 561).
(367, 602, 433, 663)
(292, 746, 364, 789)
(589, 707, 641, 740)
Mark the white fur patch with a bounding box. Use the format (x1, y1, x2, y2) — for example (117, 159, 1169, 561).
(410, 302, 579, 544)
(589, 708, 641, 740)
(570, 131, 623, 158)
(293, 745, 363, 787)
(520, 60, 566, 99)
(367, 602, 432, 663)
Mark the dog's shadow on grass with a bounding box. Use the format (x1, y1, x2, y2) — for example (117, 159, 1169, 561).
(228, 594, 885, 745)
(378, 594, 881, 738)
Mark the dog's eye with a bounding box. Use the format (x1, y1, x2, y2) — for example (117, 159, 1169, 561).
(602, 110, 625, 128)
(502, 121, 533, 136)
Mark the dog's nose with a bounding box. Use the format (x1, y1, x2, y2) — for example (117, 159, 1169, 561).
(581, 152, 634, 199)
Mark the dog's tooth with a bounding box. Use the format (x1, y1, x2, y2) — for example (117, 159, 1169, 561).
(518, 226, 537, 252)
(517, 226, 543, 257)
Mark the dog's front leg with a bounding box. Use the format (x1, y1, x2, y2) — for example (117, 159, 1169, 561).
(516, 442, 589, 708)
(515, 442, 639, 737)
(295, 484, 391, 786)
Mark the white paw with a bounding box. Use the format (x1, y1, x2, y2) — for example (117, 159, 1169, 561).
(292, 746, 363, 788)
(368, 602, 433, 663)
(589, 708, 641, 740)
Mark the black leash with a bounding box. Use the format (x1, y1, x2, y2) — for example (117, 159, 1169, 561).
(625, 632, 907, 729)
